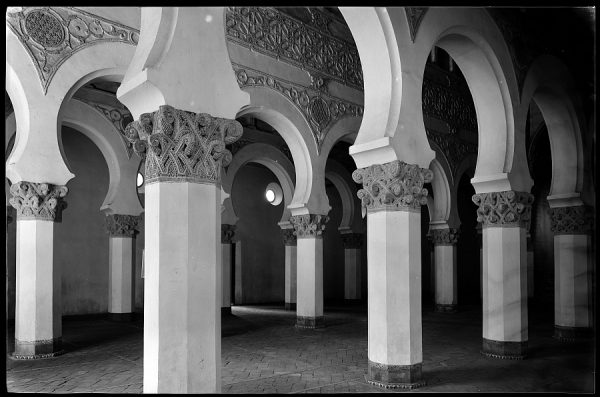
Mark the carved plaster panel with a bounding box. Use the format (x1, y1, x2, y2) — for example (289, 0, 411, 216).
(549, 205, 593, 235)
(124, 105, 243, 185)
(6, 7, 139, 94)
(430, 228, 460, 245)
(405, 7, 428, 42)
(105, 214, 140, 237)
(472, 191, 534, 228)
(9, 181, 68, 221)
(84, 100, 134, 158)
(289, 214, 329, 239)
(352, 160, 433, 215)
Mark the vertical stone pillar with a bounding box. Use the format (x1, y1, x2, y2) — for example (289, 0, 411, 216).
(549, 205, 593, 341)
(472, 191, 533, 359)
(221, 224, 236, 315)
(282, 228, 297, 311)
(125, 105, 242, 393)
(340, 232, 363, 302)
(105, 214, 141, 321)
(526, 232, 534, 299)
(477, 223, 483, 299)
(9, 181, 68, 359)
(352, 160, 433, 389)
(234, 241, 243, 304)
(431, 228, 460, 313)
(290, 214, 329, 328)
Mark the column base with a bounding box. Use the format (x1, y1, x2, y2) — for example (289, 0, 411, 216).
(295, 316, 324, 329)
(221, 307, 232, 316)
(367, 360, 425, 389)
(435, 304, 457, 313)
(284, 302, 296, 311)
(108, 312, 135, 322)
(553, 325, 593, 342)
(13, 338, 65, 360)
(481, 338, 527, 360)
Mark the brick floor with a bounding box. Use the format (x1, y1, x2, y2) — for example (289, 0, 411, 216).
(5, 304, 595, 393)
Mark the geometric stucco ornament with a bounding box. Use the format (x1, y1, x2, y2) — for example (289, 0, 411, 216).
(405, 7, 428, 42)
(352, 160, 434, 216)
(472, 190, 534, 228)
(124, 105, 243, 185)
(6, 7, 139, 94)
(549, 205, 593, 235)
(9, 181, 68, 222)
(430, 228, 460, 245)
(105, 214, 141, 237)
(289, 214, 329, 239)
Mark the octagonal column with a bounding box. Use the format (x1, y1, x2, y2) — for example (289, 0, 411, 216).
(472, 191, 533, 359)
(430, 227, 460, 313)
(353, 160, 433, 389)
(340, 232, 363, 302)
(221, 224, 236, 315)
(290, 214, 329, 328)
(9, 181, 68, 359)
(281, 227, 297, 311)
(125, 105, 242, 393)
(105, 214, 141, 321)
(549, 205, 593, 341)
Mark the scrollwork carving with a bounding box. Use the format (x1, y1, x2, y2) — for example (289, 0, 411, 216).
(289, 214, 329, 239)
(86, 101, 134, 158)
(9, 181, 68, 221)
(430, 228, 460, 245)
(549, 206, 593, 235)
(472, 191, 534, 228)
(281, 228, 297, 246)
(105, 214, 140, 237)
(124, 105, 243, 185)
(221, 224, 237, 244)
(352, 161, 433, 215)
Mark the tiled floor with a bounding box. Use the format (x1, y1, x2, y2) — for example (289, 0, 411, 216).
(5, 304, 595, 393)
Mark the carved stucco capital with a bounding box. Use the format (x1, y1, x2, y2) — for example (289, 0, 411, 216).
(124, 105, 243, 185)
(472, 191, 534, 228)
(105, 214, 141, 237)
(221, 224, 237, 244)
(352, 160, 433, 215)
(549, 205, 593, 235)
(341, 232, 363, 249)
(281, 228, 297, 246)
(9, 181, 68, 222)
(289, 214, 329, 239)
(430, 228, 460, 245)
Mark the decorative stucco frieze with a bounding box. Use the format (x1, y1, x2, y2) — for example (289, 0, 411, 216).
(289, 214, 329, 239)
(9, 181, 68, 221)
(549, 206, 593, 235)
(405, 7, 428, 42)
(221, 224, 237, 244)
(422, 77, 478, 134)
(472, 191, 534, 228)
(124, 105, 243, 185)
(281, 228, 297, 246)
(6, 7, 139, 94)
(233, 64, 363, 153)
(341, 232, 362, 249)
(430, 228, 460, 245)
(105, 214, 140, 237)
(426, 129, 477, 177)
(86, 101, 134, 158)
(225, 7, 363, 90)
(352, 160, 433, 215)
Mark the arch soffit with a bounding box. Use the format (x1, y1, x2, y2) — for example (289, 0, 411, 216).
(428, 157, 458, 227)
(325, 159, 357, 232)
(319, 115, 362, 163)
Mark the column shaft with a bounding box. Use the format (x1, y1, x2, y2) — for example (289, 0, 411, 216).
(221, 242, 233, 314)
(434, 245, 457, 312)
(296, 237, 324, 327)
(284, 244, 297, 310)
(344, 248, 361, 300)
(108, 237, 135, 318)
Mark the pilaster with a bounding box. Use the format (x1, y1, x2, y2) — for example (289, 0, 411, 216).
(282, 228, 297, 311)
(430, 228, 459, 313)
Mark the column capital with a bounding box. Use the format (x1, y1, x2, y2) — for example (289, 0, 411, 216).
(549, 205, 593, 235)
(430, 228, 460, 245)
(281, 228, 297, 246)
(221, 224, 237, 244)
(124, 105, 243, 185)
(105, 214, 141, 237)
(9, 181, 68, 222)
(289, 214, 329, 239)
(352, 160, 433, 214)
(472, 190, 533, 229)
(341, 232, 363, 249)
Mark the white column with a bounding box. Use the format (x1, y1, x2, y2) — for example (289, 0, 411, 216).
(549, 205, 593, 340)
(221, 224, 236, 315)
(9, 182, 67, 359)
(106, 215, 140, 321)
(282, 228, 297, 310)
(431, 227, 459, 312)
(291, 214, 328, 328)
(473, 191, 532, 359)
(353, 161, 432, 389)
(125, 107, 242, 393)
(526, 232, 534, 299)
(341, 232, 362, 301)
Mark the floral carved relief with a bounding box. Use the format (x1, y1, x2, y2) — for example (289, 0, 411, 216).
(9, 181, 68, 222)
(549, 206, 593, 235)
(430, 228, 460, 245)
(84, 101, 135, 158)
(105, 214, 141, 237)
(472, 191, 534, 228)
(6, 7, 139, 94)
(289, 214, 329, 239)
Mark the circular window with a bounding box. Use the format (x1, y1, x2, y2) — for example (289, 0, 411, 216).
(136, 172, 144, 188)
(265, 182, 283, 206)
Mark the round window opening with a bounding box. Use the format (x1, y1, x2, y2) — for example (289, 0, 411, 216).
(265, 182, 283, 206)
(136, 172, 144, 188)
